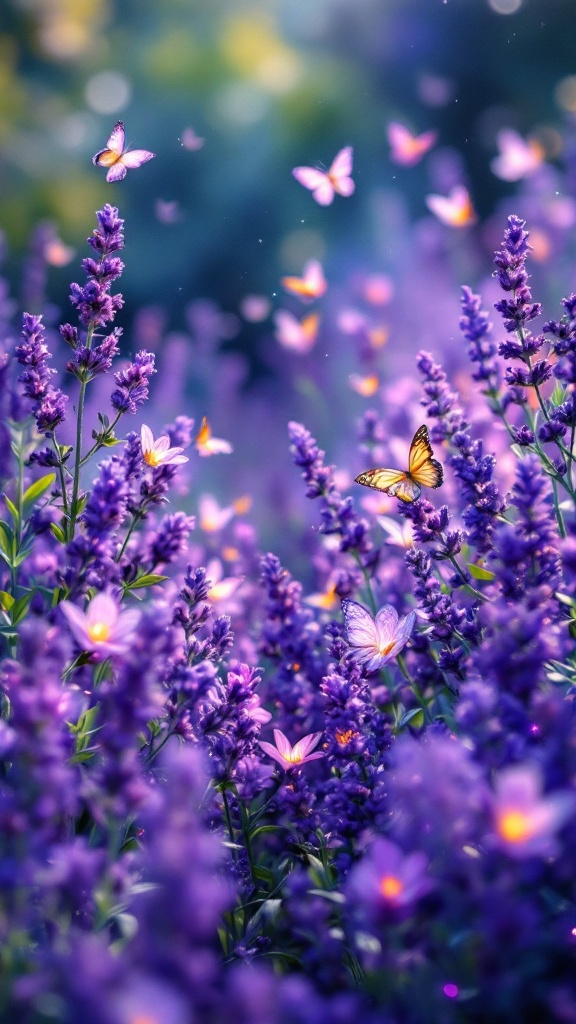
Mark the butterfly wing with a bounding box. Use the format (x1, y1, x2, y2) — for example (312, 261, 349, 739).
(407, 425, 443, 489)
(120, 149, 156, 169)
(292, 166, 334, 205)
(281, 260, 326, 300)
(425, 186, 476, 227)
(342, 599, 378, 653)
(355, 467, 412, 496)
(92, 121, 125, 168)
(387, 123, 436, 166)
(328, 146, 355, 197)
(274, 310, 319, 353)
(104, 160, 128, 183)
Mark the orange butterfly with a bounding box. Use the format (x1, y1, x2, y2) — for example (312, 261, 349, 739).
(355, 424, 443, 503)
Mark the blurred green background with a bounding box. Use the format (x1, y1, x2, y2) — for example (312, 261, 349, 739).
(1, 0, 575, 349)
(2, 0, 576, 559)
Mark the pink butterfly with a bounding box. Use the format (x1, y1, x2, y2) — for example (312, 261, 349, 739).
(292, 146, 355, 206)
(387, 122, 437, 167)
(93, 121, 155, 183)
(180, 126, 205, 151)
(490, 129, 544, 182)
(273, 310, 320, 354)
(425, 185, 477, 228)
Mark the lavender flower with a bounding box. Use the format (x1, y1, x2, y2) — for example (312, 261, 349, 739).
(110, 349, 156, 414)
(288, 420, 376, 575)
(68, 204, 125, 329)
(15, 312, 68, 434)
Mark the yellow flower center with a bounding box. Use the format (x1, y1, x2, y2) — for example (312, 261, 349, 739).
(497, 809, 533, 844)
(144, 450, 162, 467)
(335, 729, 355, 746)
(380, 875, 403, 900)
(285, 751, 303, 764)
(379, 640, 395, 657)
(88, 621, 111, 644)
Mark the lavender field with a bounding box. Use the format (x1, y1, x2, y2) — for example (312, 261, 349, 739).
(2, 1, 576, 1021)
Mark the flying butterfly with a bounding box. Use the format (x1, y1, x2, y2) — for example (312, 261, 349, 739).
(355, 424, 443, 503)
(292, 146, 355, 206)
(93, 121, 155, 182)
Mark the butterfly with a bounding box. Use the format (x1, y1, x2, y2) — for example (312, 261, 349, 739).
(387, 122, 437, 167)
(273, 310, 320, 354)
(292, 146, 355, 206)
(490, 128, 543, 182)
(281, 259, 327, 301)
(355, 424, 443, 503)
(92, 121, 155, 182)
(195, 417, 233, 457)
(425, 185, 477, 228)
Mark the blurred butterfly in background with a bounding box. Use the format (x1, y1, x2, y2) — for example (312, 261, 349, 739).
(93, 122, 155, 182)
(273, 310, 320, 354)
(425, 184, 477, 228)
(281, 259, 327, 301)
(386, 122, 437, 167)
(355, 424, 443, 503)
(292, 146, 355, 206)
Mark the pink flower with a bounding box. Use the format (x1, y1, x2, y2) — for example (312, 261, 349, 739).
(244, 694, 272, 726)
(259, 729, 325, 771)
(347, 837, 432, 917)
(60, 591, 140, 659)
(342, 600, 415, 671)
(490, 763, 576, 859)
(140, 424, 189, 467)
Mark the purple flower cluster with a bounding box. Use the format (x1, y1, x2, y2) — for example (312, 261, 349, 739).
(15, 312, 68, 434)
(3, 198, 576, 1024)
(68, 204, 125, 330)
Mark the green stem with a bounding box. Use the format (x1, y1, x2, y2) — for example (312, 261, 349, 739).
(51, 432, 70, 523)
(67, 325, 95, 541)
(446, 553, 487, 601)
(80, 411, 123, 466)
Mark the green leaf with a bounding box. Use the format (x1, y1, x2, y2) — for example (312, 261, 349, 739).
(70, 749, 98, 764)
(125, 573, 169, 591)
(307, 889, 345, 904)
(11, 592, 32, 625)
(398, 707, 424, 729)
(253, 865, 275, 885)
(0, 590, 14, 612)
(3, 495, 19, 527)
(467, 562, 496, 581)
(22, 473, 56, 512)
(101, 435, 120, 448)
(0, 521, 13, 555)
(249, 824, 285, 840)
(550, 381, 566, 407)
(50, 522, 66, 543)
